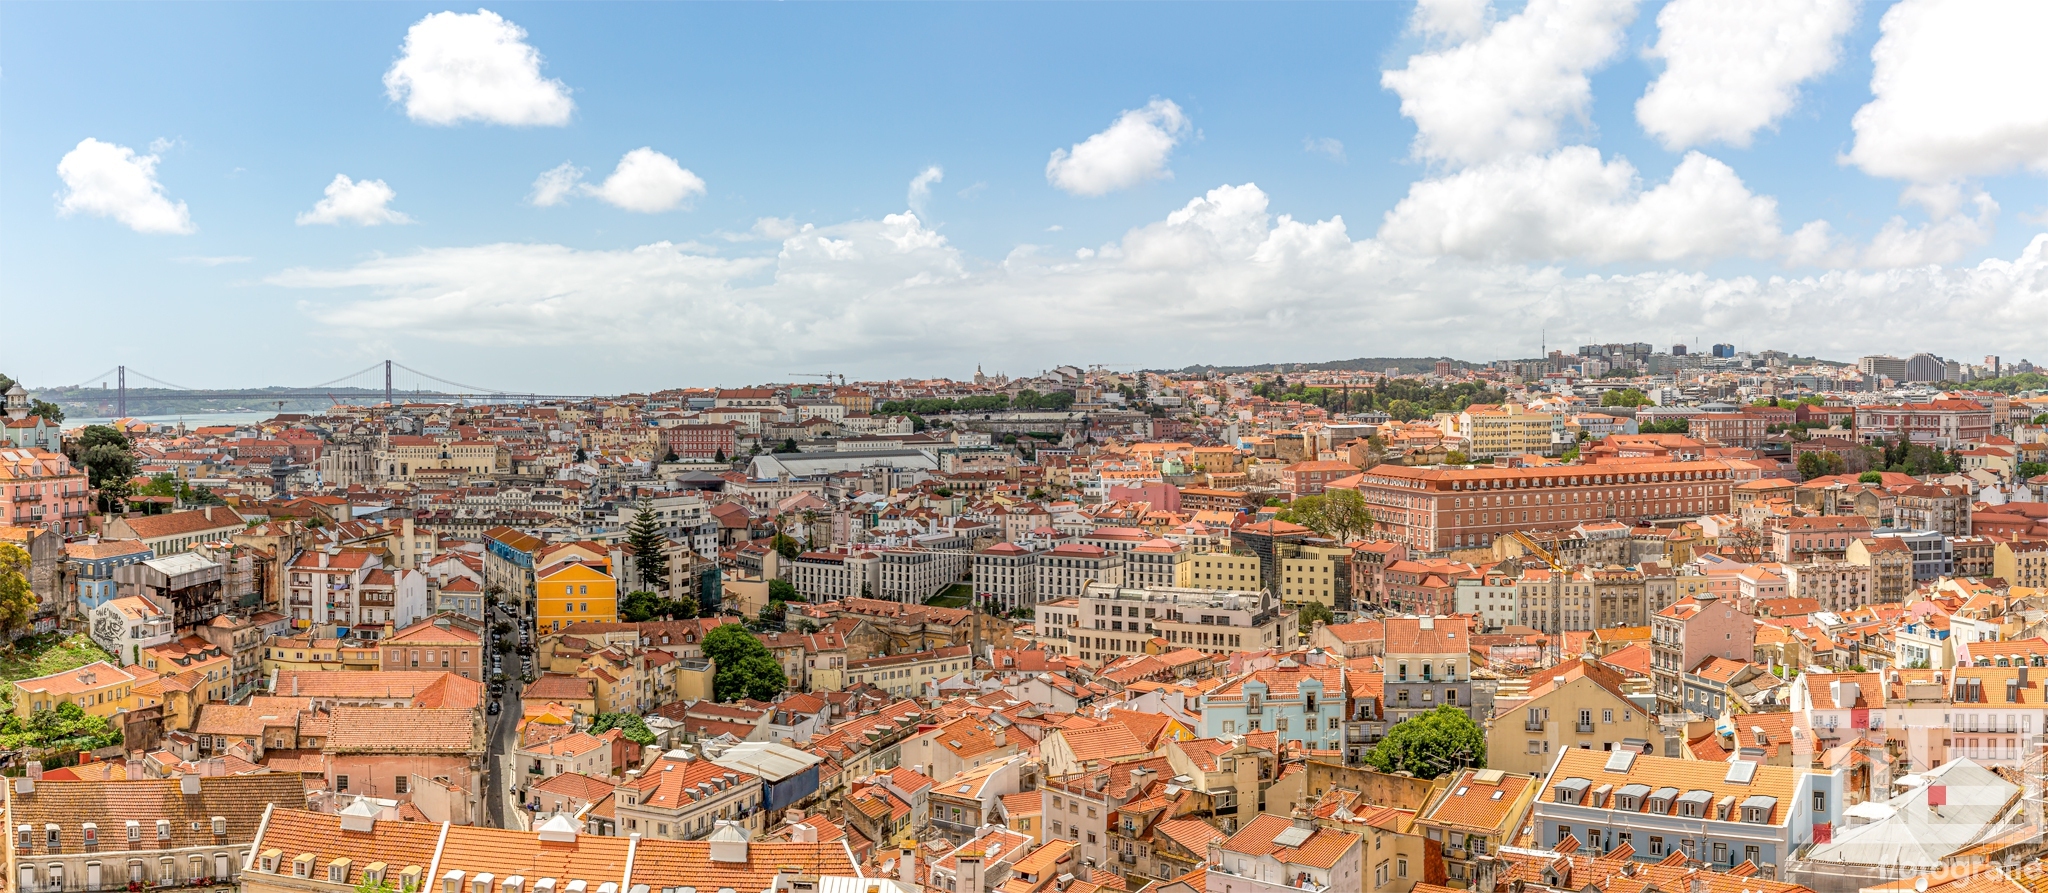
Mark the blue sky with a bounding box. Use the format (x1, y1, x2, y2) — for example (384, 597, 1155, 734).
(8, 0, 2048, 392)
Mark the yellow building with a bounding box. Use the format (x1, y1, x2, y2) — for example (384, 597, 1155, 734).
(1187, 551, 1260, 591)
(259, 634, 382, 676)
(537, 558, 618, 632)
(1484, 657, 1661, 776)
(12, 661, 139, 720)
(1278, 543, 1349, 609)
(1454, 403, 1561, 459)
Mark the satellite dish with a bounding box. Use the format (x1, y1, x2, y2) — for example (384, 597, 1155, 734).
(1916, 879, 1929, 893)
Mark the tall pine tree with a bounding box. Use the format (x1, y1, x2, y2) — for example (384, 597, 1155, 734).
(626, 500, 671, 593)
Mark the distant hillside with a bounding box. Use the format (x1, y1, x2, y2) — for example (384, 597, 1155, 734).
(1163, 357, 1474, 375)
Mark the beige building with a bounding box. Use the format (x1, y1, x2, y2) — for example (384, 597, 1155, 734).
(1278, 543, 1348, 610)
(1846, 537, 1913, 603)
(1125, 539, 1191, 590)
(373, 435, 505, 482)
(613, 751, 765, 840)
(1186, 551, 1260, 591)
(1036, 544, 1124, 601)
(1781, 561, 1875, 612)
(1071, 582, 1294, 665)
(1486, 658, 1661, 776)
(1452, 403, 1561, 459)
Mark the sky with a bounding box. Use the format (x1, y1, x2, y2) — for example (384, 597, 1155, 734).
(8, 0, 2048, 393)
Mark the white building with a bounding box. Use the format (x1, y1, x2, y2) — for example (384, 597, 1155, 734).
(88, 594, 174, 666)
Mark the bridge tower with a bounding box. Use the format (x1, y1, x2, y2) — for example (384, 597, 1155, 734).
(384, 359, 393, 407)
(116, 366, 126, 418)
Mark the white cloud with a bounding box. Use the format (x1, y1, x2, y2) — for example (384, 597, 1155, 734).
(1637, 0, 1855, 150)
(173, 255, 252, 266)
(1846, 0, 2048, 182)
(1378, 147, 1790, 264)
(55, 138, 195, 234)
(1861, 190, 1998, 268)
(1381, 0, 1637, 167)
(1045, 99, 1191, 196)
(528, 162, 584, 207)
(1304, 137, 1346, 162)
(908, 166, 944, 218)
(584, 148, 705, 213)
(1412, 0, 1491, 42)
(281, 180, 2048, 380)
(383, 9, 573, 127)
(296, 174, 413, 226)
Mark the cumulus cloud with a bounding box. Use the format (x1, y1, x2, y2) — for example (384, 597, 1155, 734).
(1304, 137, 1346, 162)
(383, 9, 574, 127)
(1861, 190, 1999, 268)
(1846, 0, 2048, 182)
(530, 150, 704, 213)
(1637, 0, 1855, 150)
(55, 138, 195, 234)
(1412, 0, 1491, 42)
(586, 148, 705, 213)
(1378, 147, 1790, 264)
(277, 180, 2048, 379)
(528, 162, 584, 207)
(907, 166, 944, 218)
(296, 174, 413, 226)
(1381, 0, 1637, 167)
(1046, 99, 1191, 196)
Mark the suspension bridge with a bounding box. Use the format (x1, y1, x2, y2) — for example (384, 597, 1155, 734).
(47, 361, 598, 416)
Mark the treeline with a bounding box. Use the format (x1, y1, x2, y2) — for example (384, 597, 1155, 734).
(1254, 377, 1507, 421)
(877, 389, 1075, 415)
(1966, 372, 2048, 394)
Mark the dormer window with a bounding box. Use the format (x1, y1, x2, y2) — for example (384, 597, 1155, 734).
(17, 825, 30, 850)
(82, 823, 97, 846)
(127, 821, 141, 843)
(157, 820, 171, 841)
(330, 859, 353, 883)
(46, 825, 60, 850)
(212, 817, 227, 836)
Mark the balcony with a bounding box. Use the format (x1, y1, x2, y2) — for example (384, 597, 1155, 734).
(1577, 723, 1595, 733)
(1525, 718, 1546, 732)
(62, 510, 88, 520)
(12, 492, 39, 503)
(1117, 853, 1137, 865)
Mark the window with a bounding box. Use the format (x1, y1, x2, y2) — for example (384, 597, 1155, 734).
(1397, 859, 1407, 878)
(1556, 825, 1570, 844)
(1814, 790, 1827, 812)
(335, 775, 349, 792)
(126, 822, 140, 843)
(1713, 842, 1729, 864)
(396, 777, 409, 795)
(1745, 845, 1760, 865)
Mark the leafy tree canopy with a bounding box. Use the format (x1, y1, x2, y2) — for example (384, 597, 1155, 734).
(589, 712, 657, 745)
(1600, 388, 1651, 407)
(1362, 705, 1485, 779)
(701, 623, 787, 701)
(1276, 489, 1374, 542)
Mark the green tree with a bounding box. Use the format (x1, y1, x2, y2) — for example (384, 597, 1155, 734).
(662, 448, 679, 462)
(71, 424, 138, 511)
(620, 590, 666, 623)
(1859, 471, 1885, 484)
(1796, 451, 1843, 480)
(1277, 489, 1373, 542)
(714, 448, 728, 463)
(1638, 419, 1690, 434)
(775, 438, 800, 453)
(0, 543, 38, 653)
(625, 501, 671, 592)
(2021, 462, 2048, 481)
(701, 623, 788, 701)
(769, 579, 799, 603)
(1293, 600, 1335, 630)
(27, 400, 63, 424)
(573, 446, 588, 463)
(1362, 705, 1485, 778)
(1445, 450, 1471, 465)
(588, 712, 657, 745)
(1600, 388, 1651, 407)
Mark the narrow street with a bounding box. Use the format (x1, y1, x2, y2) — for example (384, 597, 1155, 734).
(484, 677, 523, 828)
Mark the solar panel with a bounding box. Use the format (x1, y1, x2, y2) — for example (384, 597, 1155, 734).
(1272, 826, 1314, 848)
(1726, 760, 1759, 784)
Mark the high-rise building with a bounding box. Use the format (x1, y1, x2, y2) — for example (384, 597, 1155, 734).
(1711, 343, 1736, 358)
(1858, 354, 1908, 379)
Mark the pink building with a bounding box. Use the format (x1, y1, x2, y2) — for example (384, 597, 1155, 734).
(0, 448, 91, 535)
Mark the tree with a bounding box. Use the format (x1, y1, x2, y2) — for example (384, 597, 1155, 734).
(1362, 705, 1485, 778)
(620, 590, 666, 623)
(1600, 389, 1651, 408)
(1277, 489, 1374, 543)
(701, 623, 788, 701)
(0, 543, 37, 652)
(625, 501, 670, 592)
(714, 448, 728, 463)
(1796, 451, 1843, 480)
(661, 448, 679, 462)
(1445, 450, 1471, 465)
(1294, 600, 1335, 629)
(27, 400, 63, 424)
(72, 424, 137, 512)
(769, 579, 799, 603)
(588, 712, 657, 745)
(1859, 471, 1885, 484)
(573, 446, 589, 463)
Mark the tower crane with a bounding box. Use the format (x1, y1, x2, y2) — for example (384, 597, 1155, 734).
(790, 372, 847, 386)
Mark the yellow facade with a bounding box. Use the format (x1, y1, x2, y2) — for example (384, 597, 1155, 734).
(12, 661, 136, 721)
(1457, 403, 1561, 459)
(259, 635, 382, 676)
(1279, 543, 1348, 608)
(538, 561, 618, 632)
(1187, 552, 1260, 591)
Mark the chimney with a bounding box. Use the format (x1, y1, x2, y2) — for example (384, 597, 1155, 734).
(791, 822, 817, 844)
(26, 761, 43, 780)
(958, 851, 983, 893)
(898, 839, 917, 888)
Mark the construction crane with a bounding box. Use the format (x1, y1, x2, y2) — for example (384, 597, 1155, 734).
(790, 372, 846, 386)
